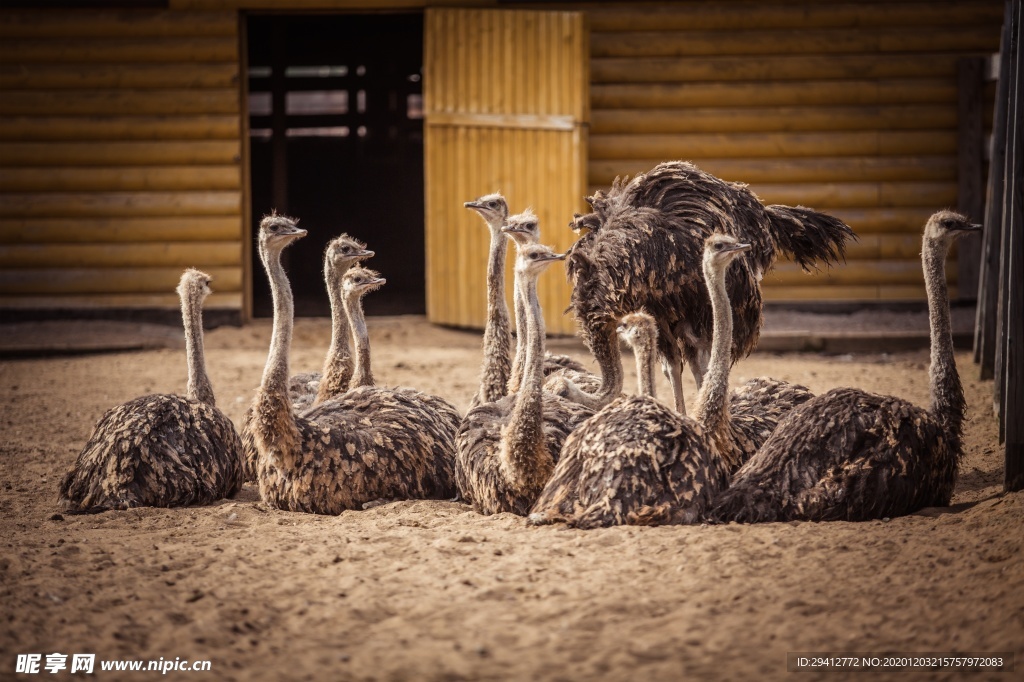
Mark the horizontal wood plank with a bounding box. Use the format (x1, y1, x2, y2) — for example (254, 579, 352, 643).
(0, 292, 242, 309)
(591, 105, 955, 134)
(0, 216, 242, 243)
(0, 141, 241, 167)
(0, 89, 239, 116)
(0, 62, 239, 90)
(0, 166, 241, 192)
(0, 10, 237, 39)
(589, 156, 956, 186)
(0, 37, 239, 64)
(764, 258, 955, 286)
(2, 191, 242, 218)
(0, 242, 241, 268)
(0, 115, 241, 141)
(0, 266, 242, 295)
(592, 54, 962, 83)
(589, 131, 957, 160)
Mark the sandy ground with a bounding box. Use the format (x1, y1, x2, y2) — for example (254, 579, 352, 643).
(0, 316, 1020, 682)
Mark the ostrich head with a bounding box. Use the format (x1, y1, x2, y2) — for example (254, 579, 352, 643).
(515, 243, 565, 278)
(464, 193, 509, 231)
(703, 233, 751, 273)
(924, 209, 981, 245)
(325, 234, 374, 270)
(258, 212, 306, 257)
(176, 268, 212, 303)
(616, 311, 657, 348)
(342, 266, 386, 299)
(502, 208, 540, 246)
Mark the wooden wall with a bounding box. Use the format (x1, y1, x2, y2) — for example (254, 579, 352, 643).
(586, 0, 1004, 301)
(424, 8, 589, 335)
(0, 9, 245, 313)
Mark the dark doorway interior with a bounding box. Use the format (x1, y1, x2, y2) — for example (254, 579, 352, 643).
(247, 13, 425, 317)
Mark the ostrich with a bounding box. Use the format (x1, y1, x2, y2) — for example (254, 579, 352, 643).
(240, 231, 374, 481)
(58, 269, 244, 513)
(455, 242, 594, 516)
(529, 234, 754, 528)
(339, 265, 386, 388)
(710, 210, 980, 523)
(250, 214, 459, 514)
(561, 161, 855, 413)
(464, 197, 587, 404)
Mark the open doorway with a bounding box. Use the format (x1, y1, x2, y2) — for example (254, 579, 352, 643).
(247, 13, 425, 317)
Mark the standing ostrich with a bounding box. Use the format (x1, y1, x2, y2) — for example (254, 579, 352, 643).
(58, 269, 244, 513)
(464, 197, 587, 404)
(455, 242, 594, 516)
(562, 161, 855, 412)
(529, 235, 755, 528)
(240, 231, 373, 481)
(711, 210, 979, 523)
(250, 214, 459, 514)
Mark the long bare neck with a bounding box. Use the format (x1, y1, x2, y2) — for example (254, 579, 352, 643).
(923, 236, 965, 441)
(509, 271, 527, 393)
(182, 290, 215, 406)
(632, 332, 657, 398)
(502, 269, 550, 488)
(260, 246, 293, 398)
(695, 262, 734, 438)
(315, 265, 353, 404)
(344, 292, 374, 389)
(479, 227, 512, 403)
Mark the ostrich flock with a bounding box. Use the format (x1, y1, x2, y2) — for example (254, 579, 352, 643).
(58, 160, 980, 528)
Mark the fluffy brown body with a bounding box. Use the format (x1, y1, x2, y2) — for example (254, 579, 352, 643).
(565, 160, 854, 410)
(58, 269, 244, 513)
(711, 210, 977, 523)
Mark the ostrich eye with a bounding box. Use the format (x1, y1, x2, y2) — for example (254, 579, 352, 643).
(342, 246, 351, 253)
(714, 243, 723, 250)
(488, 201, 497, 208)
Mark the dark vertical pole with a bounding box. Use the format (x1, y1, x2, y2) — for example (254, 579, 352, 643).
(270, 21, 288, 214)
(995, 0, 1020, 436)
(1004, 0, 1024, 492)
(977, 0, 1015, 378)
(958, 57, 985, 300)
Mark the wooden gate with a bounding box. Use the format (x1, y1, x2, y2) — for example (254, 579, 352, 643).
(423, 8, 589, 335)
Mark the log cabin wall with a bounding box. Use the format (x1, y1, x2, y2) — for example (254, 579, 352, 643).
(583, 0, 1004, 301)
(0, 8, 246, 318)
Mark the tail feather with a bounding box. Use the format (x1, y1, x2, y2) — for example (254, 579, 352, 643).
(764, 205, 856, 272)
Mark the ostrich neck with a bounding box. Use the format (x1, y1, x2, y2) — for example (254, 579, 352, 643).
(344, 294, 374, 388)
(260, 246, 293, 398)
(315, 267, 353, 403)
(182, 290, 215, 406)
(634, 334, 657, 398)
(479, 228, 512, 403)
(509, 274, 527, 393)
(503, 272, 547, 481)
(923, 237, 965, 439)
(695, 262, 733, 438)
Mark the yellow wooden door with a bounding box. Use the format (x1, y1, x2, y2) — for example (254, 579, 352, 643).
(423, 8, 589, 335)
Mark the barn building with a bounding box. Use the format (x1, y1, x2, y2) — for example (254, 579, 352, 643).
(0, 1, 1004, 334)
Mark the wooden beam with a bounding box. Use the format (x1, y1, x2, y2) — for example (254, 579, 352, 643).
(0, 10, 237, 38)
(592, 54, 964, 84)
(591, 26, 998, 59)
(0, 89, 240, 116)
(0, 266, 242, 295)
(0, 292, 242, 309)
(0, 166, 241, 192)
(589, 156, 955, 186)
(0, 37, 239, 64)
(2, 191, 242, 218)
(957, 57, 987, 300)
(763, 259, 954, 287)
(0, 216, 241, 243)
(0, 242, 241, 268)
(590, 131, 957, 160)
(591, 105, 955, 135)
(0, 63, 240, 90)
(0, 115, 241, 141)
(592, 80, 956, 109)
(0, 141, 241, 167)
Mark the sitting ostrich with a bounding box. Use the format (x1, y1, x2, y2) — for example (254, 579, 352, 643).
(562, 161, 855, 413)
(531, 234, 761, 528)
(58, 269, 244, 512)
(711, 210, 979, 523)
(455, 242, 594, 516)
(241, 231, 373, 481)
(250, 214, 459, 514)
(463, 196, 587, 405)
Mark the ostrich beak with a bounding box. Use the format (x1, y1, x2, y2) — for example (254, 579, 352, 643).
(727, 242, 752, 253)
(356, 249, 375, 259)
(464, 201, 483, 210)
(955, 223, 983, 233)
